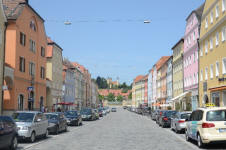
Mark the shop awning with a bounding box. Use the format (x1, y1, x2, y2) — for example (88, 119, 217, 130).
(170, 91, 191, 102)
(209, 86, 226, 92)
(152, 103, 161, 106)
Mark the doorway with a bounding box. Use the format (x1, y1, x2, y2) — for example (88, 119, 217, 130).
(18, 94, 24, 110)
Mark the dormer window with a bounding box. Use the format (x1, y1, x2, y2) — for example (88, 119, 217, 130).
(30, 20, 36, 31)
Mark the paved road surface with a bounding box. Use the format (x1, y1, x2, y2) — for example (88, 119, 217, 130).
(14, 107, 204, 150)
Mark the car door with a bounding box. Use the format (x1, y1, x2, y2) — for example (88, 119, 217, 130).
(41, 113, 48, 134)
(171, 113, 177, 129)
(59, 114, 65, 131)
(0, 119, 6, 148)
(190, 110, 201, 140)
(34, 113, 42, 136)
(186, 111, 194, 139)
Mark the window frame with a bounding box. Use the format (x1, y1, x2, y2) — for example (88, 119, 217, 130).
(19, 57, 25, 72)
(223, 58, 226, 75)
(20, 32, 26, 46)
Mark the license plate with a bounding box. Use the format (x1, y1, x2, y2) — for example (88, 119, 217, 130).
(219, 128, 226, 132)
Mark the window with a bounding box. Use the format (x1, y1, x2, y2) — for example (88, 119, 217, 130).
(30, 20, 36, 31)
(210, 37, 213, 50)
(41, 47, 45, 57)
(216, 5, 219, 18)
(193, 73, 196, 85)
(20, 32, 26, 46)
(205, 67, 208, 80)
(223, 58, 226, 74)
(222, 27, 226, 42)
(223, 0, 226, 12)
(29, 62, 35, 76)
(193, 52, 195, 62)
(216, 61, 220, 77)
(210, 11, 213, 23)
(41, 67, 45, 79)
(205, 17, 208, 29)
(196, 51, 199, 61)
(216, 32, 219, 46)
(200, 69, 203, 81)
(210, 64, 213, 79)
(193, 32, 195, 41)
(200, 46, 203, 56)
(205, 41, 208, 54)
(29, 39, 36, 52)
(196, 72, 199, 83)
(19, 57, 25, 72)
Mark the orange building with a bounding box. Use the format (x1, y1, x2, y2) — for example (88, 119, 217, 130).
(3, 0, 47, 114)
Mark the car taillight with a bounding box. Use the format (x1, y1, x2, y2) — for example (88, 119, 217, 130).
(163, 117, 168, 121)
(202, 123, 215, 128)
(178, 120, 185, 123)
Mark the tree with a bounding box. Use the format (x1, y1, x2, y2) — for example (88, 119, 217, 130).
(107, 93, 115, 102)
(96, 76, 102, 88)
(116, 95, 123, 102)
(128, 92, 132, 100)
(98, 94, 104, 101)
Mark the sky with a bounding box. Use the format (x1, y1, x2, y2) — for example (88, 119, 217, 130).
(30, 0, 204, 84)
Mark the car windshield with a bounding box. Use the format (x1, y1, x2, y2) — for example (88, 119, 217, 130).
(12, 113, 35, 122)
(45, 114, 58, 120)
(164, 111, 177, 117)
(81, 109, 91, 114)
(206, 110, 226, 121)
(180, 113, 191, 119)
(65, 111, 78, 116)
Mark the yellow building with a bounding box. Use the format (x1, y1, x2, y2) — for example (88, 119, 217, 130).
(46, 38, 63, 111)
(171, 38, 190, 111)
(0, 1, 6, 114)
(199, 0, 226, 107)
(132, 75, 144, 107)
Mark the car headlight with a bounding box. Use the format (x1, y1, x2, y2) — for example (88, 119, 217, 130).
(22, 126, 31, 131)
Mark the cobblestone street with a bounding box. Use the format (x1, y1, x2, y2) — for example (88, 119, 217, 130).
(16, 108, 201, 150)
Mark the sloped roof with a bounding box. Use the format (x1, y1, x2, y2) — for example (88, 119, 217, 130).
(186, 3, 204, 22)
(134, 75, 144, 83)
(156, 56, 171, 70)
(171, 38, 184, 50)
(2, 0, 44, 21)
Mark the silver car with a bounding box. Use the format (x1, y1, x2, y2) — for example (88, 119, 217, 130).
(12, 111, 49, 142)
(171, 112, 191, 133)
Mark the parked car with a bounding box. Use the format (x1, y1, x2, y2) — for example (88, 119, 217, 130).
(111, 107, 117, 112)
(45, 112, 67, 134)
(12, 111, 49, 143)
(185, 107, 226, 148)
(0, 116, 18, 150)
(159, 110, 177, 128)
(171, 111, 191, 133)
(101, 108, 107, 116)
(80, 108, 96, 121)
(64, 111, 82, 126)
(93, 109, 100, 120)
(123, 106, 127, 109)
(151, 110, 159, 121)
(98, 108, 104, 117)
(156, 110, 167, 125)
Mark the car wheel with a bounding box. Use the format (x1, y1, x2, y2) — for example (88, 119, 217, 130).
(44, 129, 49, 138)
(197, 134, 205, 148)
(9, 136, 18, 150)
(55, 126, 59, 135)
(30, 131, 36, 143)
(175, 127, 178, 133)
(185, 130, 190, 142)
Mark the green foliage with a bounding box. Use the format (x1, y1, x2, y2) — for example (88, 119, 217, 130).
(128, 92, 132, 100)
(98, 94, 104, 101)
(107, 93, 115, 102)
(167, 106, 172, 110)
(96, 76, 108, 89)
(116, 95, 123, 102)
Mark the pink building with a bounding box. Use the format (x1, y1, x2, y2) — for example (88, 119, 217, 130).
(183, 4, 204, 110)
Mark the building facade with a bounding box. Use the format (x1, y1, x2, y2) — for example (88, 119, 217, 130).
(3, 0, 47, 114)
(199, 0, 226, 107)
(184, 5, 204, 110)
(91, 80, 99, 108)
(46, 38, 63, 111)
(152, 65, 157, 109)
(74, 67, 84, 110)
(166, 57, 173, 106)
(148, 69, 153, 107)
(62, 61, 75, 110)
(0, 0, 6, 114)
(144, 75, 148, 105)
(171, 39, 186, 110)
(132, 75, 144, 107)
